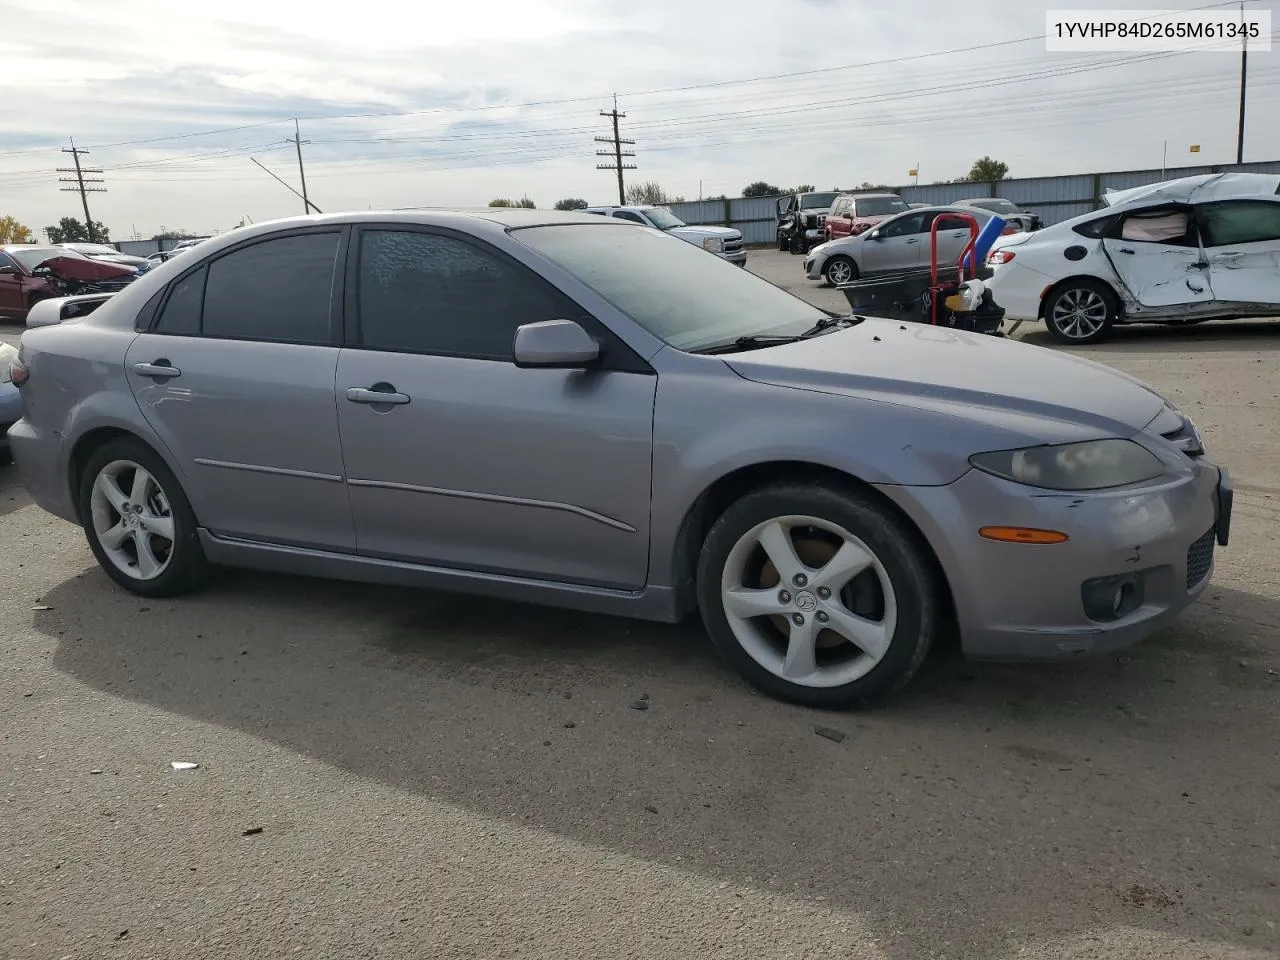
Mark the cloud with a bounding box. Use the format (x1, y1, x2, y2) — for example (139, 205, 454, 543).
(1, 0, 1277, 237)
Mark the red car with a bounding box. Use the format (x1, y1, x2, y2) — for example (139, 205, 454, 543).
(0, 245, 137, 321)
(823, 193, 911, 241)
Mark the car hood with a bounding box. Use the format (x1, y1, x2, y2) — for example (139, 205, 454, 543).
(672, 225, 740, 240)
(723, 318, 1167, 439)
(34, 256, 137, 280)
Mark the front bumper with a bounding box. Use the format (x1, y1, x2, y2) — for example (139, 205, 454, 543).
(875, 456, 1229, 661)
(720, 249, 748, 266)
(803, 251, 828, 280)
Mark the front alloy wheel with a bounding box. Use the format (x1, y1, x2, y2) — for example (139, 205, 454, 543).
(823, 256, 857, 286)
(697, 482, 938, 708)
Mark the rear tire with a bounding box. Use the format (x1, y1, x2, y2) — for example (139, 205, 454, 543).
(78, 437, 210, 597)
(1043, 279, 1118, 345)
(696, 482, 939, 709)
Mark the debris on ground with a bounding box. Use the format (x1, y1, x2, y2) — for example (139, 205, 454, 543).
(242, 827, 263, 836)
(631, 701, 649, 711)
(31, 605, 52, 611)
(169, 761, 199, 772)
(644, 805, 658, 814)
(563, 721, 576, 728)
(89, 769, 103, 775)
(814, 726, 846, 743)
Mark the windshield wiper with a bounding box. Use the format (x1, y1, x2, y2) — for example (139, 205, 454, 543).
(691, 316, 857, 355)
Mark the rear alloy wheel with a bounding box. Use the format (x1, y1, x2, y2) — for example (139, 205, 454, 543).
(1044, 280, 1117, 345)
(79, 437, 210, 597)
(823, 256, 857, 286)
(697, 483, 938, 708)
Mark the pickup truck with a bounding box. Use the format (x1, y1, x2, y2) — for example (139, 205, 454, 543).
(582, 205, 747, 266)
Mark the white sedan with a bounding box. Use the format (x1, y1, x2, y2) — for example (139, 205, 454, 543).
(984, 173, 1280, 344)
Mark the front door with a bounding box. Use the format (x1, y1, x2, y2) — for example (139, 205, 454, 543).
(1101, 203, 1213, 309)
(124, 228, 355, 551)
(1196, 198, 1280, 308)
(335, 226, 656, 590)
(826, 198, 853, 239)
(0, 253, 26, 317)
(859, 211, 927, 275)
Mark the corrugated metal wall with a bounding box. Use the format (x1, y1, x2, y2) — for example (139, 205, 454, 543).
(665, 160, 1280, 242)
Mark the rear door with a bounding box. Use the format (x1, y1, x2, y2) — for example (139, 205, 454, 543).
(929, 211, 982, 263)
(124, 228, 356, 551)
(1195, 198, 1280, 309)
(859, 211, 927, 274)
(334, 226, 656, 589)
(1100, 203, 1213, 308)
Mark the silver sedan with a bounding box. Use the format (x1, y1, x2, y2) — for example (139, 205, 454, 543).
(805, 205, 998, 285)
(6, 209, 1231, 708)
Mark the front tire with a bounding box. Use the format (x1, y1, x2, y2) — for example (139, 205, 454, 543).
(696, 482, 939, 708)
(1043, 280, 1117, 345)
(79, 437, 210, 597)
(823, 256, 858, 286)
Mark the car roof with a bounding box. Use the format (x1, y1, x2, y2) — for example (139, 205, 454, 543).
(840, 192, 902, 199)
(1101, 171, 1280, 208)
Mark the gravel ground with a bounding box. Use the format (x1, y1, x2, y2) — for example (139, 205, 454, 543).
(2, 252, 1278, 959)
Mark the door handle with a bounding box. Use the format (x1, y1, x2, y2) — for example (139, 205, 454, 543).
(905, 238, 919, 244)
(1116, 248, 1136, 254)
(133, 360, 181, 378)
(346, 386, 410, 405)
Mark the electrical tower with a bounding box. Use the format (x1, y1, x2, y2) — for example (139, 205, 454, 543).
(57, 139, 106, 241)
(595, 96, 636, 205)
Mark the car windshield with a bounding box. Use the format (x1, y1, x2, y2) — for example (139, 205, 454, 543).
(855, 196, 909, 216)
(969, 199, 1020, 215)
(644, 207, 687, 230)
(514, 224, 828, 352)
(65, 243, 120, 255)
(8, 247, 87, 270)
(799, 193, 839, 209)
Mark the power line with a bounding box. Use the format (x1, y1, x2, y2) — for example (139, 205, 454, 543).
(595, 96, 636, 205)
(285, 119, 319, 214)
(56, 139, 106, 241)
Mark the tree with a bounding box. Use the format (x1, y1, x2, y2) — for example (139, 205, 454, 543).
(967, 156, 1009, 183)
(554, 198, 588, 211)
(489, 195, 536, 208)
(489, 198, 515, 207)
(625, 180, 669, 205)
(45, 216, 110, 243)
(0, 215, 33, 244)
(854, 181, 889, 190)
(742, 181, 781, 198)
(783, 184, 815, 194)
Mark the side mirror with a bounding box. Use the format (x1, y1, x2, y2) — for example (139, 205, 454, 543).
(513, 319, 600, 369)
(867, 230, 881, 240)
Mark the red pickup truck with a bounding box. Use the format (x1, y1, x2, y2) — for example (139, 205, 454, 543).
(823, 193, 911, 241)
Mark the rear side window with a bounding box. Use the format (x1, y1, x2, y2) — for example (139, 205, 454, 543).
(356, 230, 574, 360)
(1072, 215, 1117, 238)
(202, 232, 340, 343)
(1198, 200, 1280, 246)
(154, 265, 205, 334)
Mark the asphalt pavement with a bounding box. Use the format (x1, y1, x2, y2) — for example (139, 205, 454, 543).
(2, 250, 1278, 959)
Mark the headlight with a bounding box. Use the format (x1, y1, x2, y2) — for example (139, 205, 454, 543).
(702, 237, 725, 252)
(969, 439, 1165, 491)
(0, 342, 16, 384)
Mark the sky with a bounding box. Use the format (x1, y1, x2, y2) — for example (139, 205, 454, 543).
(2, 0, 1277, 240)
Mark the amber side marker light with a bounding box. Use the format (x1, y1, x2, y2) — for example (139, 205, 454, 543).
(979, 526, 1069, 544)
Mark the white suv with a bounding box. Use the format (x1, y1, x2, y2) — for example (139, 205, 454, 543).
(582, 205, 747, 266)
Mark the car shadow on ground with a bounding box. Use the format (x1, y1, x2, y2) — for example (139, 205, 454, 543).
(35, 564, 1280, 959)
(1016, 318, 1280, 355)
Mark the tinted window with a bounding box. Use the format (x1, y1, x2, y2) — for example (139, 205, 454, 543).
(515, 223, 826, 352)
(879, 213, 926, 238)
(155, 265, 205, 335)
(357, 230, 573, 360)
(1199, 200, 1280, 246)
(202, 232, 339, 343)
(934, 214, 975, 231)
(853, 196, 909, 217)
(1072, 215, 1116, 238)
(613, 211, 646, 224)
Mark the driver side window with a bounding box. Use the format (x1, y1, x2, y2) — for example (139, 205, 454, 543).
(879, 213, 926, 238)
(613, 211, 647, 224)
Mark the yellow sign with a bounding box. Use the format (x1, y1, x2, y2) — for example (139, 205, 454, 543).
(908, 168, 919, 176)
(1189, 144, 1201, 153)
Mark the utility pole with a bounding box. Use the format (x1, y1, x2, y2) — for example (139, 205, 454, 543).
(1235, 2, 1248, 165)
(286, 119, 313, 215)
(250, 156, 323, 213)
(595, 96, 636, 205)
(57, 139, 106, 241)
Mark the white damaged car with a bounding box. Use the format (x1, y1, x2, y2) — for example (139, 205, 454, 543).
(984, 172, 1280, 344)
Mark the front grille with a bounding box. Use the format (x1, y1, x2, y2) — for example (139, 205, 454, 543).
(1186, 528, 1215, 590)
(723, 238, 743, 253)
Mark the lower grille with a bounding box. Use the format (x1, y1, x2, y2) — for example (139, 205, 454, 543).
(1186, 528, 1215, 590)
(723, 239, 743, 254)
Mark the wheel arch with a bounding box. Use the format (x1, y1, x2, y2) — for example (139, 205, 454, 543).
(669, 459, 956, 625)
(67, 425, 184, 525)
